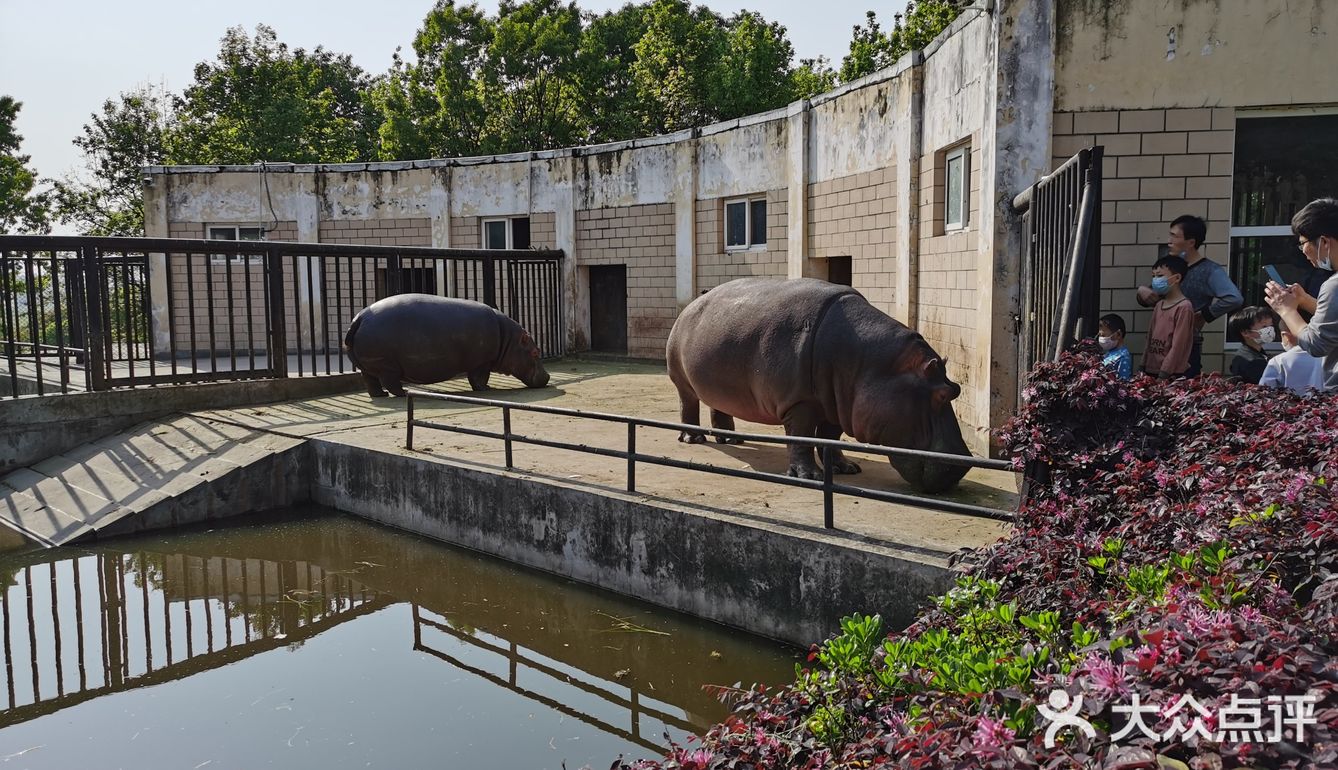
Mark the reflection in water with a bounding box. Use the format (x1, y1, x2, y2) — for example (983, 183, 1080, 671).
(0, 512, 797, 768)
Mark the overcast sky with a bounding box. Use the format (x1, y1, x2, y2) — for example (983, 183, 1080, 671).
(1, 0, 909, 184)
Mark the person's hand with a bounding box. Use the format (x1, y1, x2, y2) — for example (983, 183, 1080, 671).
(1136, 285, 1158, 306)
(1265, 281, 1301, 313)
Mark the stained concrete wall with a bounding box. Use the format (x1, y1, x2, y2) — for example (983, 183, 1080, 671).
(1055, 0, 1338, 112)
(309, 440, 954, 646)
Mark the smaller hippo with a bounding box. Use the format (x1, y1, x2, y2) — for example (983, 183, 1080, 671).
(343, 294, 550, 397)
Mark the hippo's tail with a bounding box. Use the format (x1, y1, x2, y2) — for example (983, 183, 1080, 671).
(343, 313, 363, 371)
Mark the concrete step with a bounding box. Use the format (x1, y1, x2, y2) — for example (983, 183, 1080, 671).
(0, 415, 309, 547)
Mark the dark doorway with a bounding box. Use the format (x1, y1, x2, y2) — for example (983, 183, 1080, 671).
(375, 266, 437, 299)
(589, 265, 628, 354)
(826, 256, 852, 286)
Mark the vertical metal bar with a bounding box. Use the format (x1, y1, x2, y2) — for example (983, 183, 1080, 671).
(1, 581, 12, 708)
(266, 247, 287, 378)
(822, 445, 835, 529)
(203, 557, 214, 653)
(24, 254, 43, 395)
(292, 254, 304, 376)
(306, 255, 318, 374)
(49, 250, 69, 393)
(121, 251, 134, 381)
(245, 250, 256, 372)
(483, 258, 496, 308)
(73, 556, 86, 690)
(205, 248, 217, 375)
(141, 255, 156, 380)
(2, 251, 18, 397)
(167, 250, 179, 377)
(226, 247, 237, 375)
(50, 562, 64, 696)
(182, 554, 194, 658)
(222, 559, 234, 648)
(322, 254, 331, 375)
(502, 405, 513, 469)
(161, 554, 173, 666)
(627, 422, 636, 493)
(240, 559, 253, 642)
(24, 567, 38, 701)
(406, 394, 415, 450)
(337, 255, 347, 372)
(139, 553, 152, 675)
(117, 556, 129, 682)
(185, 251, 197, 376)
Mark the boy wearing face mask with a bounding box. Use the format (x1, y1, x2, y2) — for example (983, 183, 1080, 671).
(1227, 307, 1278, 384)
(1142, 255, 1195, 379)
(1266, 197, 1338, 392)
(1260, 327, 1326, 395)
(1098, 313, 1132, 380)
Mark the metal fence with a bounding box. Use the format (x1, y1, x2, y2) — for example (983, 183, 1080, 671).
(1, 235, 566, 398)
(0, 550, 387, 727)
(1012, 146, 1104, 385)
(404, 389, 1018, 526)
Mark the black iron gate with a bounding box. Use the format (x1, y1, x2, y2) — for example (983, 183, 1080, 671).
(1013, 146, 1104, 393)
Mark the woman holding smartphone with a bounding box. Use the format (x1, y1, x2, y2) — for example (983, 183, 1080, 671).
(1265, 197, 1338, 391)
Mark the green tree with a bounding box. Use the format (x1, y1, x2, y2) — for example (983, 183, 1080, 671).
(0, 96, 50, 233)
(373, 1, 493, 160)
(169, 25, 379, 164)
(572, 3, 649, 143)
(790, 56, 838, 101)
(480, 0, 586, 154)
(631, 0, 726, 133)
(838, 2, 962, 83)
(53, 85, 171, 236)
(709, 11, 799, 120)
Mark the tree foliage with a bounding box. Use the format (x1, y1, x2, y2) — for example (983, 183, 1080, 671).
(838, 1, 964, 82)
(0, 96, 50, 233)
(47, 2, 970, 235)
(53, 86, 171, 236)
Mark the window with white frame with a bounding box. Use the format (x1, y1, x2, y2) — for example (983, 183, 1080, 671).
(482, 216, 531, 249)
(724, 197, 767, 250)
(208, 225, 264, 264)
(945, 144, 971, 230)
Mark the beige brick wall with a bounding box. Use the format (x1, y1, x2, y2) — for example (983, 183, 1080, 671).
(807, 169, 898, 308)
(917, 135, 985, 441)
(320, 217, 432, 247)
(1052, 108, 1236, 373)
(694, 189, 788, 293)
(165, 221, 297, 357)
(576, 203, 677, 358)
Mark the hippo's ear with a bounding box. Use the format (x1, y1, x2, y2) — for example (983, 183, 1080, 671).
(520, 332, 533, 346)
(920, 358, 942, 380)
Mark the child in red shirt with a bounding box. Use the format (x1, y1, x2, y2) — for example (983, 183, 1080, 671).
(1142, 255, 1196, 379)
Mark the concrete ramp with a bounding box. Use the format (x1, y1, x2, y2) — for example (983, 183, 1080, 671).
(0, 414, 308, 546)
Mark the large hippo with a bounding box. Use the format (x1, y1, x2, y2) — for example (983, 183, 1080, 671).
(665, 277, 972, 493)
(343, 294, 550, 397)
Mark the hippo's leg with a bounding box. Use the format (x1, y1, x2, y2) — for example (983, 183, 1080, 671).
(467, 366, 491, 391)
(675, 387, 707, 444)
(380, 375, 406, 398)
(710, 409, 744, 444)
(781, 405, 823, 480)
(817, 422, 861, 475)
(362, 373, 389, 398)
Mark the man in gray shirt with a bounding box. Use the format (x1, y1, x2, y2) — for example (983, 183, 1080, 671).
(1267, 198, 1338, 391)
(1137, 215, 1244, 377)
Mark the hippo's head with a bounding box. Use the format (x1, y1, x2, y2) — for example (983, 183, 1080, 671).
(858, 356, 972, 493)
(503, 331, 551, 388)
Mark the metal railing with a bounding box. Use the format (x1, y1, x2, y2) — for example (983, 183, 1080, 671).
(404, 389, 1017, 526)
(0, 549, 387, 727)
(413, 605, 694, 753)
(1, 235, 566, 398)
(1013, 146, 1104, 380)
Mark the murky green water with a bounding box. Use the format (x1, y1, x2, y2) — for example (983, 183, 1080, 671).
(0, 510, 798, 769)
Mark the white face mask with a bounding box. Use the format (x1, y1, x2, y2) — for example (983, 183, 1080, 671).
(1255, 326, 1276, 344)
(1320, 241, 1333, 272)
(1098, 336, 1118, 351)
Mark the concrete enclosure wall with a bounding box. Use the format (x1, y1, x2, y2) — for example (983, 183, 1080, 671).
(146, 11, 1011, 454)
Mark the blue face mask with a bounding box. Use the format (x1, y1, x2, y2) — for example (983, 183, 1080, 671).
(1151, 276, 1171, 295)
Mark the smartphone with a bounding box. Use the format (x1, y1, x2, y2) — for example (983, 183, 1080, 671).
(1264, 265, 1286, 286)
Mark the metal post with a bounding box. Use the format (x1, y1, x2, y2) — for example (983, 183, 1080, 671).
(406, 394, 415, 450)
(482, 259, 497, 309)
(627, 422, 636, 493)
(265, 247, 288, 378)
(502, 405, 513, 469)
(81, 245, 107, 391)
(822, 445, 834, 529)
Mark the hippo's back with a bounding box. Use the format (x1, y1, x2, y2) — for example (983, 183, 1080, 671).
(667, 278, 860, 424)
(346, 294, 500, 381)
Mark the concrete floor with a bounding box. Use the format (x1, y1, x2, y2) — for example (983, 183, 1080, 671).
(195, 360, 1017, 557)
